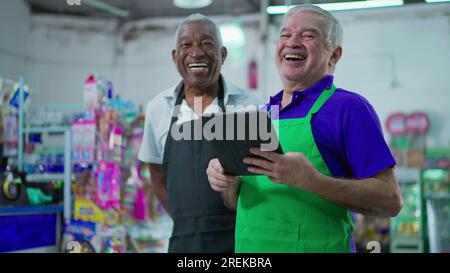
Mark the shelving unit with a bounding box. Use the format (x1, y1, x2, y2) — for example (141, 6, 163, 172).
(426, 196, 450, 253)
(19, 126, 72, 222)
(423, 166, 450, 253)
(0, 76, 73, 252)
(27, 173, 74, 183)
(390, 167, 425, 253)
(15, 77, 72, 223)
(0, 204, 63, 214)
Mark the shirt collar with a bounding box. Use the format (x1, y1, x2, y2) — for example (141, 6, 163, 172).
(269, 75, 334, 105)
(163, 75, 239, 105)
(297, 75, 334, 99)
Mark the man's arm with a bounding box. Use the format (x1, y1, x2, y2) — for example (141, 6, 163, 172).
(142, 163, 170, 214)
(308, 167, 402, 217)
(220, 177, 241, 210)
(244, 149, 402, 217)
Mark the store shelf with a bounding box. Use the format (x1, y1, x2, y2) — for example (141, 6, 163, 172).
(9, 245, 59, 253)
(24, 126, 70, 134)
(390, 237, 424, 253)
(0, 204, 63, 215)
(426, 193, 450, 200)
(27, 173, 74, 183)
(17, 90, 72, 222)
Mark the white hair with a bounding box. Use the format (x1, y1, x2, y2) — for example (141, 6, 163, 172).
(282, 5, 343, 50)
(174, 13, 223, 48)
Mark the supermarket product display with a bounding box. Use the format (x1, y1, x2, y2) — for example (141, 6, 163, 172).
(423, 151, 450, 253)
(1, 79, 20, 159)
(354, 112, 450, 253)
(387, 112, 429, 252)
(64, 73, 172, 253)
(390, 167, 424, 252)
(1, 74, 172, 253)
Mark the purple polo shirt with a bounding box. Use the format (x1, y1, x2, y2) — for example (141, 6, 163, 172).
(267, 75, 396, 179)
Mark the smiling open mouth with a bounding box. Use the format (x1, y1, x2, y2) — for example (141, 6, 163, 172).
(187, 62, 208, 69)
(284, 54, 306, 61)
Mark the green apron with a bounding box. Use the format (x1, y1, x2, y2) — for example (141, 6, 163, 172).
(235, 85, 354, 253)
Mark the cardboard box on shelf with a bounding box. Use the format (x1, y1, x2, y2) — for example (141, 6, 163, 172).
(407, 149, 425, 168)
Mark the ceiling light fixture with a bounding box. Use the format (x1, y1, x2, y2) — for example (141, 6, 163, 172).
(219, 23, 245, 48)
(83, 0, 129, 17)
(173, 0, 213, 9)
(267, 0, 404, 15)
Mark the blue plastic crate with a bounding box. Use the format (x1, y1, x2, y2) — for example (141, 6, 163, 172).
(0, 214, 57, 252)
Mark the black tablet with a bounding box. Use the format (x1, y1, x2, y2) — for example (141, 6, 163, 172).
(204, 110, 283, 176)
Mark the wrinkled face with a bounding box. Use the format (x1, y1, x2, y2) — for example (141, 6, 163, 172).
(172, 20, 227, 89)
(275, 11, 335, 87)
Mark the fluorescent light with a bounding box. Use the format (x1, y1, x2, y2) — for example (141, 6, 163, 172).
(267, 6, 291, 14)
(173, 0, 212, 9)
(316, 0, 404, 11)
(425, 0, 450, 3)
(267, 0, 404, 14)
(220, 23, 245, 48)
(83, 0, 129, 17)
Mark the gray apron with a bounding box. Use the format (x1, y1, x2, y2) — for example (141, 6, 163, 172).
(162, 77, 235, 253)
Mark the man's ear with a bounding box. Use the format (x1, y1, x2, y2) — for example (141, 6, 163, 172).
(172, 49, 177, 64)
(330, 46, 342, 66)
(221, 46, 227, 64)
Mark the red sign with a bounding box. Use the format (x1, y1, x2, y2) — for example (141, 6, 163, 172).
(386, 113, 407, 136)
(406, 112, 429, 135)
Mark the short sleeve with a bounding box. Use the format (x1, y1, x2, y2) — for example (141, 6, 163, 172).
(138, 102, 164, 164)
(341, 100, 396, 179)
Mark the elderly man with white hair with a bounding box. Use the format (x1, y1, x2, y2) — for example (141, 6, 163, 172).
(207, 5, 402, 253)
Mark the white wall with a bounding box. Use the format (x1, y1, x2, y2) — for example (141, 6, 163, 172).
(26, 15, 118, 106)
(117, 28, 179, 106)
(0, 0, 30, 81)
(2, 2, 449, 148)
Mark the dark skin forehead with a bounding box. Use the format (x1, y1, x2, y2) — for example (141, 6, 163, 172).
(176, 20, 220, 46)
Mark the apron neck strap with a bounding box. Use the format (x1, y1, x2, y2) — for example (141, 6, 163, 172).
(307, 84, 336, 117)
(268, 84, 336, 118)
(173, 76, 226, 112)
